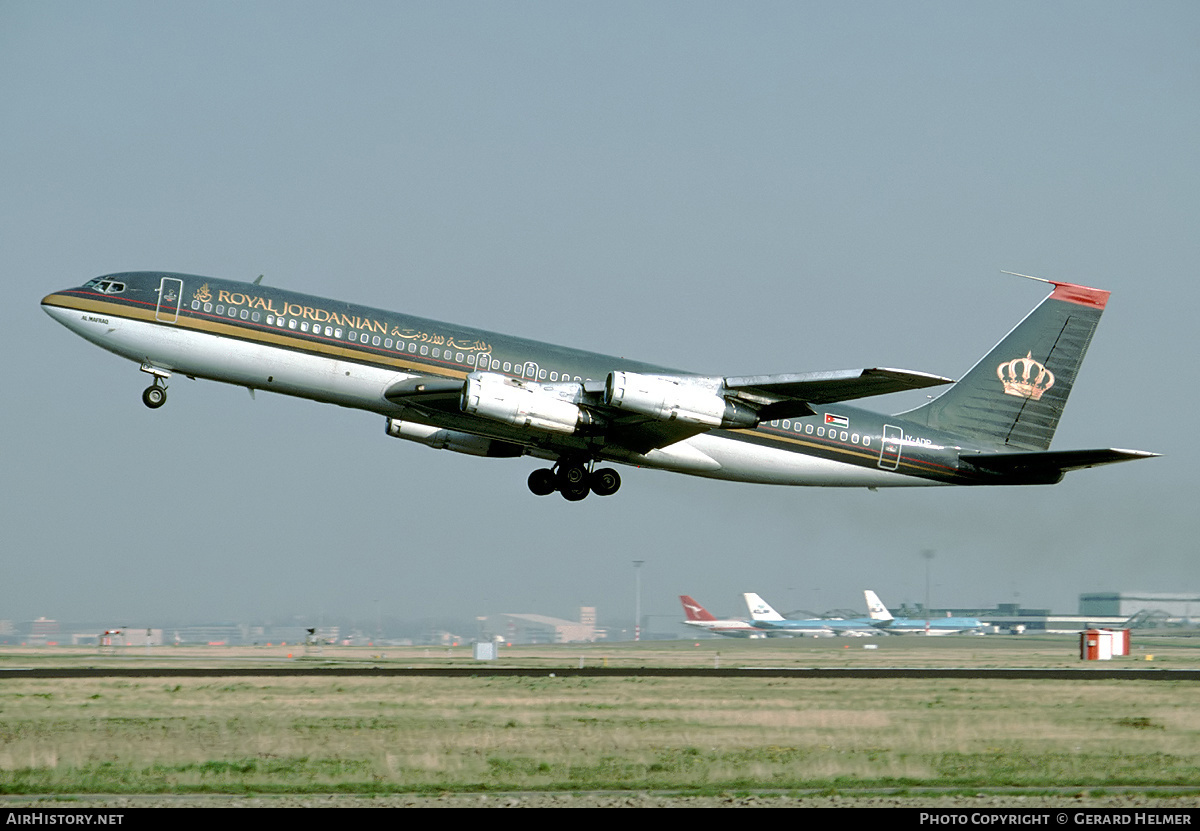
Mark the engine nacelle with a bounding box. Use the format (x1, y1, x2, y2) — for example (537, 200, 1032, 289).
(460, 371, 591, 435)
(385, 418, 523, 458)
(605, 371, 758, 429)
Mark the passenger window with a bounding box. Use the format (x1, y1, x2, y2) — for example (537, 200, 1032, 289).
(420, 345, 428, 355)
(288, 319, 297, 329)
(204, 303, 212, 313)
(240, 309, 249, 320)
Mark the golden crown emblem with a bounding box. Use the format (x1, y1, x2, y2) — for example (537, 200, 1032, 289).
(996, 352, 1055, 400)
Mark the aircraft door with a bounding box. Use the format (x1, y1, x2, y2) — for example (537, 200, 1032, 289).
(878, 424, 903, 470)
(155, 277, 183, 323)
(475, 353, 492, 373)
(521, 361, 539, 379)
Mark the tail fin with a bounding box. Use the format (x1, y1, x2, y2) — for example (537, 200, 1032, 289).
(743, 592, 786, 621)
(902, 277, 1109, 451)
(864, 590, 893, 622)
(680, 596, 716, 622)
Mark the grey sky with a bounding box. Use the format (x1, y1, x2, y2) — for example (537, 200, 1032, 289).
(3, 2, 1195, 633)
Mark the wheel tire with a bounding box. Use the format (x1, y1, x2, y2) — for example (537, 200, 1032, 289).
(142, 386, 167, 409)
(527, 468, 557, 496)
(557, 462, 588, 490)
(561, 484, 590, 502)
(589, 468, 621, 496)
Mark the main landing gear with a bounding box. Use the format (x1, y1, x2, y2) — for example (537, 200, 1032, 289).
(528, 460, 621, 501)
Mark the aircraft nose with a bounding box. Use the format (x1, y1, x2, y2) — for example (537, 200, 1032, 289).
(42, 290, 71, 313)
(41, 289, 83, 327)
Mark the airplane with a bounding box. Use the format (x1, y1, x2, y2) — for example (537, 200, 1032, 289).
(743, 592, 874, 637)
(41, 271, 1157, 500)
(679, 595, 775, 638)
(863, 589, 985, 635)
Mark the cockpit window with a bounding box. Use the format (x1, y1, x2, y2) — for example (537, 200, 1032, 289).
(83, 278, 126, 295)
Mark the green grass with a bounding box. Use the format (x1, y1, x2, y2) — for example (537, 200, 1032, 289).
(1, 672, 1199, 794)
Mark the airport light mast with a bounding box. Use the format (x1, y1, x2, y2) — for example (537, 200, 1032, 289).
(633, 560, 644, 642)
(922, 549, 935, 634)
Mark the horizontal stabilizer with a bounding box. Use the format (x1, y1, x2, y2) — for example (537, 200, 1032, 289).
(726, 368, 952, 421)
(962, 448, 1159, 479)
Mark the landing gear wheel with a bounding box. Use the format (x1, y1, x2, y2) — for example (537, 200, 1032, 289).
(142, 385, 167, 409)
(556, 462, 589, 491)
(589, 468, 621, 496)
(527, 468, 557, 496)
(560, 484, 590, 502)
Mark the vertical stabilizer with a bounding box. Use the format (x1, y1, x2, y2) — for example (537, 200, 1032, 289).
(743, 592, 786, 621)
(864, 590, 893, 622)
(680, 596, 717, 622)
(902, 278, 1109, 451)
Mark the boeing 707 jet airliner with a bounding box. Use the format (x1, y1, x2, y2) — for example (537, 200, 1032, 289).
(42, 271, 1155, 500)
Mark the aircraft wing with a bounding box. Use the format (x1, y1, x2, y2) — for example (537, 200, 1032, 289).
(383, 375, 464, 405)
(724, 368, 953, 421)
(380, 367, 954, 455)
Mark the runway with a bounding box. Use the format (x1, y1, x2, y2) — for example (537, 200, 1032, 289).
(3, 666, 1199, 680)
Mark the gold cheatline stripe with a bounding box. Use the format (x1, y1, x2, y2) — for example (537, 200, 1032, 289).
(46, 294, 469, 380)
(730, 427, 880, 464)
(729, 427, 946, 476)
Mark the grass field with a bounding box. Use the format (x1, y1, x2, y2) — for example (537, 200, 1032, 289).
(2, 636, 1199, 795)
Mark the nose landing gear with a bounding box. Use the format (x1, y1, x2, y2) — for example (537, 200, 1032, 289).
(527, 460, 622, 501)
(139, 364, 172, 409)
(141, 383, 167, 409)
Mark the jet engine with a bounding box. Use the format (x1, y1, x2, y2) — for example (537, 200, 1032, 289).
(385, 418, 523, 458)
(604, 371, 758, 428)
(460, 371, 592, 435)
